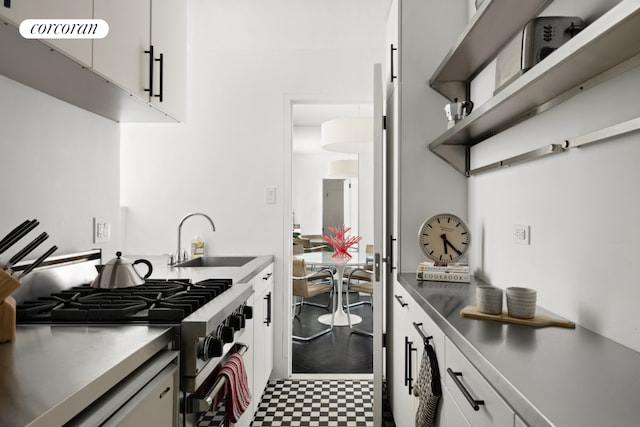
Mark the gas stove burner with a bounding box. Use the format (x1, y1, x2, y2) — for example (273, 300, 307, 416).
(16, 277, 234, 324)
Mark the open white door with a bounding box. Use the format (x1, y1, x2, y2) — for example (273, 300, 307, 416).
(372, 62, 386, 427)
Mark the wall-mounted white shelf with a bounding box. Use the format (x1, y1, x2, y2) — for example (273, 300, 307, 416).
(429, 0, 552, 102)
(428, 0, 640, 175)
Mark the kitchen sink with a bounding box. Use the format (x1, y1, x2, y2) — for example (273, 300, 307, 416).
(174, 256, 256, 268)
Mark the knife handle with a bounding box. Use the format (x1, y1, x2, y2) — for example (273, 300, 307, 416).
(19, 245, 57, 278)
(0, 219, 39, 255)
(8, 232, 48, 266)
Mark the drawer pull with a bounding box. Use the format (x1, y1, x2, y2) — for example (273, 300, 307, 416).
(394, 294, 408, 307)
(412, 322, 433, 346)
(404, 337, 417, 395)
(447, 368, 485, 411)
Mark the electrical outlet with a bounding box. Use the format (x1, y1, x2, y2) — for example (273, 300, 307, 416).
(93, 217, 111, 243)
(514, 224, 530, 245)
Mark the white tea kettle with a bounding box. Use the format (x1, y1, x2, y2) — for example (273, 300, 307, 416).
(91, 251, 153, 289)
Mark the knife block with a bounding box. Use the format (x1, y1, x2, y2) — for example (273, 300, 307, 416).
(0, 296, 16, 343)
(0, 268, 20, 303)
(0, 269, 20, 343)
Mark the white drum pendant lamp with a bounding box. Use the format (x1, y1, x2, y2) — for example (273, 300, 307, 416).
(321, 117, 373, 152)
(328, 159, 358, 178)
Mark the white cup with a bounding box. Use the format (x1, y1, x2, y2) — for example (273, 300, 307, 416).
(476, 285, 503, 315)
(506, 287, 537, 319)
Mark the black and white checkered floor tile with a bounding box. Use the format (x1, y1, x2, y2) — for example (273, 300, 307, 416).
(197, 379, 396, 427)
(251, 379, 373, 426)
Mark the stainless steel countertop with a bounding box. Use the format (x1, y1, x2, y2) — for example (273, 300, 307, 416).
(398, 274, 640, 427)
(0, 325, 174, 427)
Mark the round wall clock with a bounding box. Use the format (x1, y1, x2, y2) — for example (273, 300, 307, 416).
(419, 213, 471, 264)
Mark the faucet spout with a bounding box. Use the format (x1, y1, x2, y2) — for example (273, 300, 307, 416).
(176, 213, 216, 263)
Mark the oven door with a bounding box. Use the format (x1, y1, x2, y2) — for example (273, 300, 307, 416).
(181, 344, 251, 427)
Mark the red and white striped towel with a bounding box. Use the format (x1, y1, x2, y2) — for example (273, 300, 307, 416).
(213, 352, 252, 424)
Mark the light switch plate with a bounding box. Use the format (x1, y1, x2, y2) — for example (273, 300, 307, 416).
(265, 187, 276, 204)
(93, 217, 111, 243)
(514, 224, 530, 245)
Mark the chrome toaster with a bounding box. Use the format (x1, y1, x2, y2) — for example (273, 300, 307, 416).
(495, 16, 585, 94)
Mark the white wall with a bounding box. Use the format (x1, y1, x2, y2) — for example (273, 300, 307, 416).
(0, 75, 120, 259)
(120, 0, 386, 377)
(292, 126, 374, 246)
(467, 0, 640, 352)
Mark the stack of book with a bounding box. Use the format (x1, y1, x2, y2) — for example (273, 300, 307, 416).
(416, 262, 470, 283)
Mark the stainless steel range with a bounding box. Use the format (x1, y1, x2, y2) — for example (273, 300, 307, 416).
(12, 249, 254, 427)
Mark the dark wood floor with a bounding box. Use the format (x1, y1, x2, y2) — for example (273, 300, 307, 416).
(292, 291, 373, 374)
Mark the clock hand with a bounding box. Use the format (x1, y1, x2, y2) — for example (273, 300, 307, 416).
(445, 239, 463, 256)
(441, 233, 463, 256)
(440, 234, 448, 254)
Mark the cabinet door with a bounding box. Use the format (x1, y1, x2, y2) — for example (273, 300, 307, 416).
(444, 338, 514, 427)
(93, 0, 150, 99)
(384, 0, 399, 99)
(252, 264, 274, 402)
(103, 364, 178, 427)
(0, 0, 93, 66)
(150, 0, 186, 121)
(438, 385, 471, 427)
(391, 280, 416, 427)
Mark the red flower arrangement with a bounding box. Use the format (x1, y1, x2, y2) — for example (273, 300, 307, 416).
(322, 226, 362, 260)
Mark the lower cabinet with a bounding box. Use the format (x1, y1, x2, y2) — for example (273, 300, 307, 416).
(438, 385, 471, 427)
(444, 337, 514, 427)
(253, 263, 274, 399)
(235, 262, 274, 427)
(391, 280, 519, 427)
(391, 280, 445, 427)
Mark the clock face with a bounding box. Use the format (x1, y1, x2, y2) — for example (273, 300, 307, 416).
(419, 213, 471, 264)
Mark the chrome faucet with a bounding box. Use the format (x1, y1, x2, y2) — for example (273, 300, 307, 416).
(175, 213, 216, 263)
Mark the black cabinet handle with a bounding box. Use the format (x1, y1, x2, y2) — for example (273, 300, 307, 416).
(264, 291, 272, 326)
(154, 52, 164, 102)
(404, 336, 410, 387)
(389, 236, 397, 270)
(144, 45, 154, 98)
(405, 337, 417, 395)
(447, 368, 485, 411)
(262, 272, 272, 280)
(412, 322, 433, 346)
(394, 294, 407, 307)
(390, 43, 397, 82)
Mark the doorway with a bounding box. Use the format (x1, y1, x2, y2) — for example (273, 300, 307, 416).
(290, 101, 374, 375)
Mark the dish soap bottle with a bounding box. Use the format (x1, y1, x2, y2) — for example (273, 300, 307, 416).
(191, 235, 205, 258)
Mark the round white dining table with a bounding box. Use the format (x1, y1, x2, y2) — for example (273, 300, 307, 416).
(295, 250, 370, 326)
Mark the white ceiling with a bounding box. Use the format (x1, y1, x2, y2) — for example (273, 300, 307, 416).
(292, 103, 373, 153)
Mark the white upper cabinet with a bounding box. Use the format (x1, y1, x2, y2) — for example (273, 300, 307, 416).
(149, 0, 186, 122)
(93, 0, 186, 121)
(93, 0, 151, 100)
(1, 0, 93, 67)
(0, 0, 185, 122)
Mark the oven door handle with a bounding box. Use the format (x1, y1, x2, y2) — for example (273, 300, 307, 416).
(185, 344, 249, 413)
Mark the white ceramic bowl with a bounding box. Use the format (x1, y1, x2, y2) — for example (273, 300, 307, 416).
(476, 285, 503, 314)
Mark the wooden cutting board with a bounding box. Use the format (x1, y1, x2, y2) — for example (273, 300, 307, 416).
(460, 305, 575, 328)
